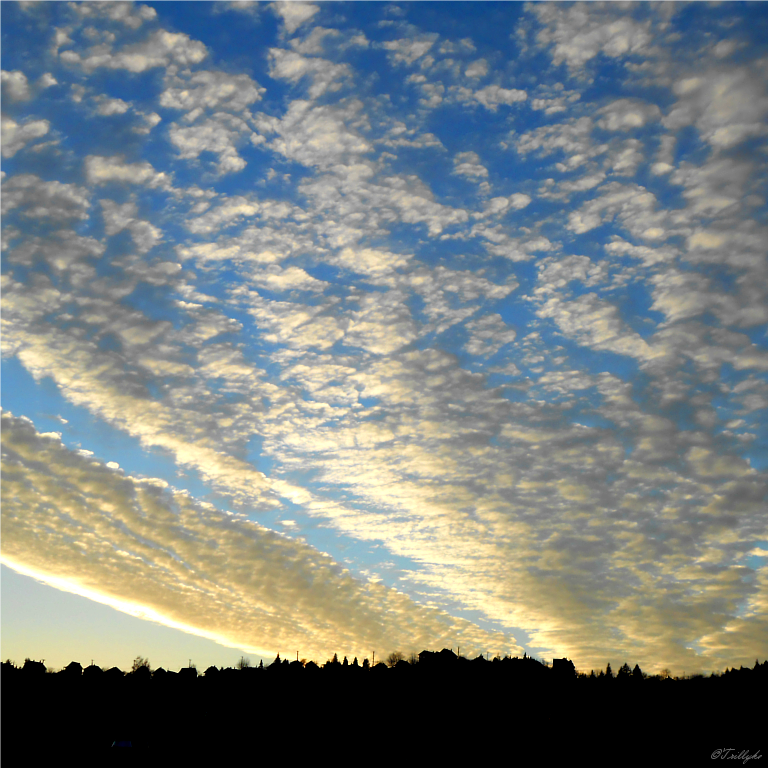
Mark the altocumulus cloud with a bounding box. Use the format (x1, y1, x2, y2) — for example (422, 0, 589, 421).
(1, 1, 767, 674)
(1, 412, 514, 660)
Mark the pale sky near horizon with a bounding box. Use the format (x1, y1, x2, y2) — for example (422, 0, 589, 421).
(2, 1, 767, 676)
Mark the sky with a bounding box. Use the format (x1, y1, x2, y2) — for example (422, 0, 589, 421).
(2, 1, 767, 676)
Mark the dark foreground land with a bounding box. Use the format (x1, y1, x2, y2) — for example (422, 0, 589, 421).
(2, 655, 764, 767)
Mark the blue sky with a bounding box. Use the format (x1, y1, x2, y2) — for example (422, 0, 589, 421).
(2, 1, 767, 675)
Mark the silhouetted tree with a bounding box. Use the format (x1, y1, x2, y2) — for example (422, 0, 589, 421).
(237, 656, 251, 670)
(632, 664, 643, 680)
(362, 658, 370, 670)
(617, 662, 632, 680)
(386, 651, 404, 668)
(131, 656, 150, 673)
(605, 663, 613, 679)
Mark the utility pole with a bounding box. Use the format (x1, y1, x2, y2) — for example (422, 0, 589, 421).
(372, 651, 375, 667)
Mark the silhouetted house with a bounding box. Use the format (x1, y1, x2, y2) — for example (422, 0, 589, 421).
(289, 660, 304, 675)
(553, 658, 576, 678)
(83, 664, 103, 680)
(1, 660, 19, 680)
(131, 663, 151, 681)
(22, 659, 46, 676)
(62, 661, 83, 676)
(179, 666, 197, 681)
(419, 648, 458, 669)
(104, 666, 125, 682)
(304, 660, 320, 674)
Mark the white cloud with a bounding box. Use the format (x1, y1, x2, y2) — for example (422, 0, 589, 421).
(217, 1, 260, 16)
(383, 36, 437, 66)
(269, 49, 351, 98)
(515, 116, 600, 169)
(332, 246, 411, 280)
(161, 70, 265, 117)
(477, 194, 531, 218)
(269, 100, 373, 169)
(94, 96, 131, 116)
(346, 289, 418, 355)
(70, 2, 157, 29)
(61, 29, 207, 72)
(474, 85, 527, 111)
(237, 290, 346, 351)
(538, 293, 662, 362)
(1, 117, 49, 157)
(530, 86, 581, 115)
(530, 3, 654, 73)
(271, 2, 320, 35)
(2, 174, 89, 221)
(100, 199, 163, 254)
(84, 156, 173, 189)
(1, 69, 31, 101)
(452, 151, 489, 179)
(291, 26, 369, 56)
(604, 236, 676, 267)
(464, 314, 517, 357)
(607, 138, 644, 176)
(464, 59, 488, 79)
(597, 99, 661, 131)
(133, 111, 161, 135)
(671, 158, 756, 218)
(38, 72, 58, 89)
(169, 113, 252, 175)
(248, 265, 327, 294)
(664, 65, 768, 149)
(566, 182, 670, 241)
(508, 193, 532, 210)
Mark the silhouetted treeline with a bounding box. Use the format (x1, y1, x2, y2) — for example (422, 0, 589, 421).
(3, 651, 765, 767)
